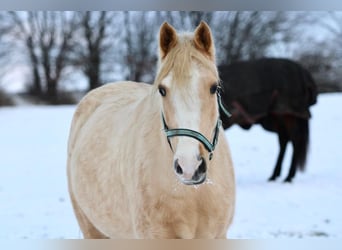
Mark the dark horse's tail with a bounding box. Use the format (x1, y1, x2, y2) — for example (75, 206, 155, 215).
(296, 118, 309, 171)
(296, 64, 316, 171)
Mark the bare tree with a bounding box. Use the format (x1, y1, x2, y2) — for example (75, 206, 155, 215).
(8, 11, 43, 97)
(35, 12, 78, 102)
(319, 12, 342, 65)
(8, 11, 78, 103)
(297, 12, 342, 92)
(75, 11, 117, 91)
(0, 13, 11, 79)
(0, 12, 12, 60)
(145, 11, 293, 66)
(118, 11, 215, 83)
(188, 11, 213, 27)
(122, 11, 159, 83)
(212, 11, 291, 65)
(320, 12, 342, 43)
(156, 11, 213, 30)
(0, 12, 15, 105)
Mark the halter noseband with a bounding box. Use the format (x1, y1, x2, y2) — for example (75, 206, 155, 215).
(161, 92, 231, 161)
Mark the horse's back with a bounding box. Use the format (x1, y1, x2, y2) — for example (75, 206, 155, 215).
(218, 58, 317, 120)
(68, 81, 151, 153)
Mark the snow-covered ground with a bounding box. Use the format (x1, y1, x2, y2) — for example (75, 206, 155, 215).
(0, 93, 341, 239)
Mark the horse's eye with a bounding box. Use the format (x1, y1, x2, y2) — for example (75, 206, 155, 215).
(210, 84, 218, 94)
(158, 86, 167, 97)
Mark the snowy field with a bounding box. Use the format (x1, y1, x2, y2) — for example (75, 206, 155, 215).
(0, 93, 341, 239)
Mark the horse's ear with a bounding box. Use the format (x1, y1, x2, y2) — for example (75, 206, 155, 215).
(159, 22, 178, 59)
(193, 21, 215, 61)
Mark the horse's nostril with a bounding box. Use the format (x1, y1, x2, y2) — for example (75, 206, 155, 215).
(176, 165, 183, 175)
(198, 157, 207, 174)
(174, 159, 183, 175)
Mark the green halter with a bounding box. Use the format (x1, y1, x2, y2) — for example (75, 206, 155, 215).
(161, 92, 231, 161)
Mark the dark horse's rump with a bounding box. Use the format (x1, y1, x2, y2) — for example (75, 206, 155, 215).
(218, 58, 318, 182)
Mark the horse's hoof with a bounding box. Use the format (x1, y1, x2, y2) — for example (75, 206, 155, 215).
(283, 178, 293, 183)
(268, 176, 277, 182)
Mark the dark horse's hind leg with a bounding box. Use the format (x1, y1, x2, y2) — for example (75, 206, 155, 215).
(260, 115, 289, 182)
(268, 132, 288, 181)
(283, 135, 301, 183)
(283, 117, 309, 183)
(260, 115, 309, 183)
(283, 143, 297, 183)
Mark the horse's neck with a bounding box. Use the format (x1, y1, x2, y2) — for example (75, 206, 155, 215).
(143, 91, 170, 153)
(137, 91, 175, 184)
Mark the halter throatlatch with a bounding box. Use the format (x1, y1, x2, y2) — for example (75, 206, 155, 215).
(161, 92, 231, 161)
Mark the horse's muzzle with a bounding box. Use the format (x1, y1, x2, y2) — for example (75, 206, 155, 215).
(182, 173, 206, 185)
(174, 157, 207, 185)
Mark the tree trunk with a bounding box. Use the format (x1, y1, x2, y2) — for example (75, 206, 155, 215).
(26, 37, 42, 97)
(87, 60, 101, 91)
(46, 78, 58, 104)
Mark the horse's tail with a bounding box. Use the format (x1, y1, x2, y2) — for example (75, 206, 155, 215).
(296, 118, 309, 171)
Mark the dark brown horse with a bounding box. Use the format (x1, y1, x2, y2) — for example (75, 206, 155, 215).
(218, 58, 318, 182)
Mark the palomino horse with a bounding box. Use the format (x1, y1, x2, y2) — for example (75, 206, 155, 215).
(67, 21, 235, 239)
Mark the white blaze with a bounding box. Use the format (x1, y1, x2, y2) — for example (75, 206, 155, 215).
(163, 68, 202, 180)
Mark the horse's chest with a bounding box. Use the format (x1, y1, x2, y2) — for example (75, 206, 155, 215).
(135, 189, 225, 238)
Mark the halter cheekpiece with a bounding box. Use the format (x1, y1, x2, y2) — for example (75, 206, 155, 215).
(161, 92, 231, 161)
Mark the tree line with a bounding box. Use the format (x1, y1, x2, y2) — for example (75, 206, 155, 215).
(0, 11, 341, 104)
